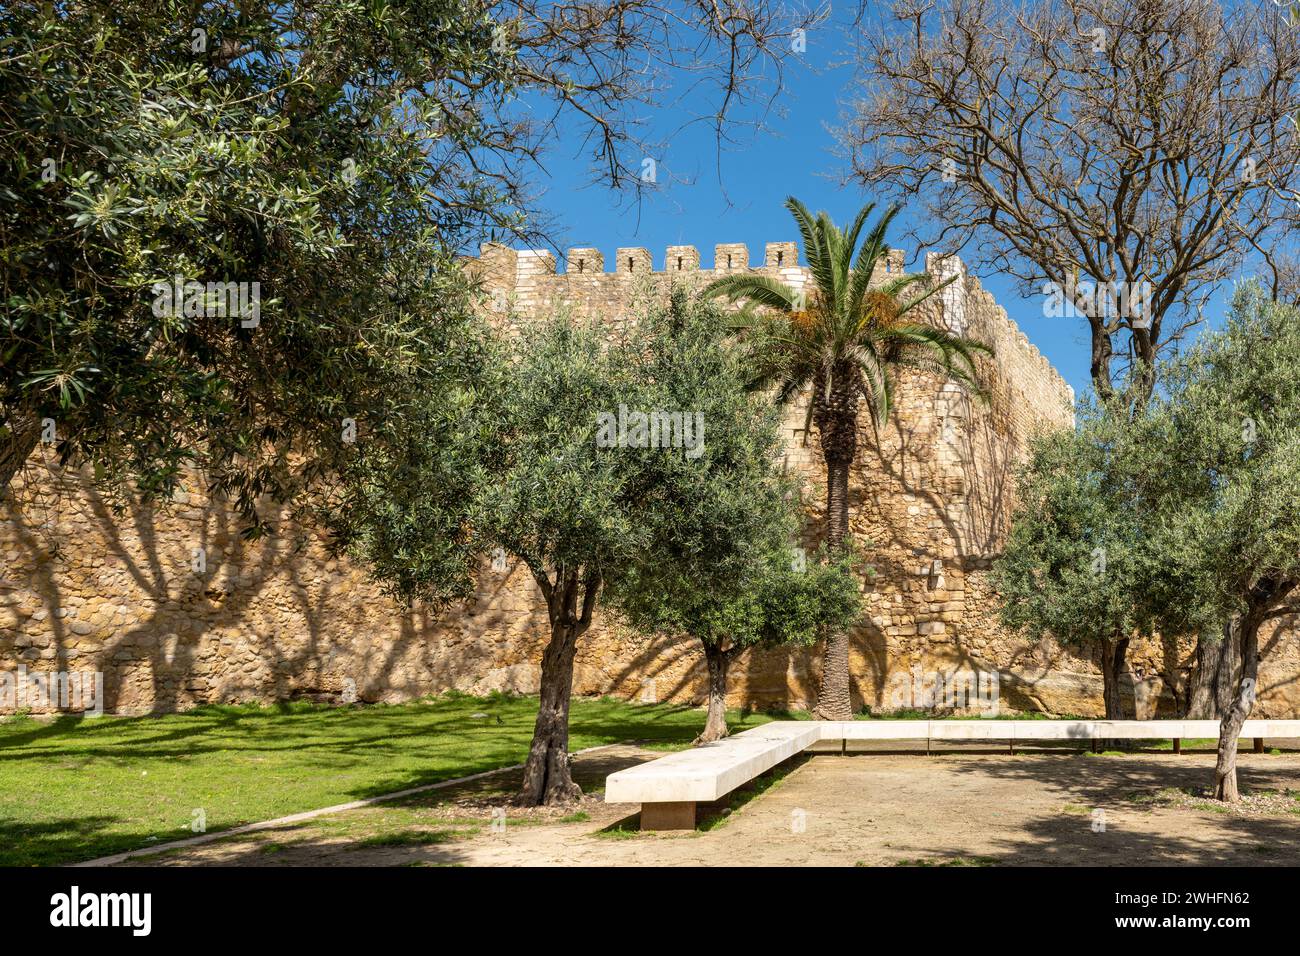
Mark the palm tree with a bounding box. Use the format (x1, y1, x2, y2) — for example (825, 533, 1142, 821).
(703, 197, 992, 720)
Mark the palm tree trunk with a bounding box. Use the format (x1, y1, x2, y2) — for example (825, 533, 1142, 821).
(814, 455, 854, 720)
(825, 454, 851, 551)
(814, 629, 853, 720)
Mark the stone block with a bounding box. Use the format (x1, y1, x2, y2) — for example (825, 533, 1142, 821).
(714, 243, 748, 272)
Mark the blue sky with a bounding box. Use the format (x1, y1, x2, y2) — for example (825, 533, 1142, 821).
(514, 6, 1250, 403)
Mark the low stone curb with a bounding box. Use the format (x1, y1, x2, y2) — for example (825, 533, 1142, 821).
(72, 743, 622, 867)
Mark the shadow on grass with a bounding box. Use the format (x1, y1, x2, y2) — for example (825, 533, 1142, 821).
(0, 694, 716, 866)
(103, 746, 660, 868)
(0, 814, 127, 868)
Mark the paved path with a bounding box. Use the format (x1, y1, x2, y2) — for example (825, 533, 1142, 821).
(114, 747, 1300, 867)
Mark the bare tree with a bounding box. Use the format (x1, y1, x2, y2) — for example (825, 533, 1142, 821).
(841, 0, 1300, 406)
(446, 0, 829, 246)
(840, 0, 1300, 717)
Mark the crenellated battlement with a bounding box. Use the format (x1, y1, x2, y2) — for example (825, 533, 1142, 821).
(466, 239, 1074, 433)
(472, 240, 909, 278)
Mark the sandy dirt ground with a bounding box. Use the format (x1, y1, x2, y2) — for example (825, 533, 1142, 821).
(118, 744, 1300, 867)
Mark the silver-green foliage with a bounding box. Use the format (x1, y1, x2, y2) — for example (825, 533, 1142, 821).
(0, 1, 509, 529)
(485, 287, 798, 602)
(995, 284, 1300, 653)
(1138, 285, 1300, 624)
(992, 402, 1167, 648)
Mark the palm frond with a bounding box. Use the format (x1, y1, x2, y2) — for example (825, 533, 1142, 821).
(785, 196, 836, 299)
(840, 202, 877, 277)
(879, 323, 993, 398)
(882, 321, 993, 358)
(702, 273, 800, 313)
(847, 204, 904, 316)
(734, 198, 994, 444)
(850, 342, 893, 426)
(774, 372, 814, 407)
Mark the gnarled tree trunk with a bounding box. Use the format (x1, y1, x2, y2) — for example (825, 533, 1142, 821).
(1098, 636, 1131, 749)
(1214, 618, 1243, 719)
(0, 407, 42, 498)
(1214, 614, 1254, 803)
(1185, 629, 1226, 719)
(1186, 619, 1243, 719)
(696, 641, 738, 744)
(519, 568, 600, 806)
(1214, 579, 1295, 802)
(520, 619, 583, 805)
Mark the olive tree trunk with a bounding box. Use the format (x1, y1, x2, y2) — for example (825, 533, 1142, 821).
(1185, 628, 1226, 719)
(1214, 618, 1243, 719)
(1097, 636, 1131, 749)
(0, 407, 41, 498)
(519, 569, 600, 806)
(1214, 579, 1294, 802)
(696, 641, 737, 744)
(1186, 618, 1244, 719)
(1213, 615, 1255, 803)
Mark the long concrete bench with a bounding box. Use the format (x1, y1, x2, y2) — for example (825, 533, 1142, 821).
(606, 719, 1300, 829)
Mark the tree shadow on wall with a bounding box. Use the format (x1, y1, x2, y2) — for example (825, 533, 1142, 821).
(0, 464, 548, 714)
(597, 365, 1031, 720)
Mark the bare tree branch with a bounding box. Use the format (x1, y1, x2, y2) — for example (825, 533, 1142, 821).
(839, 0, 1300, 406)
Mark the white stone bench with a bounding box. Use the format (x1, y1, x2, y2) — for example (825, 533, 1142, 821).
(604, 722, 821, 829)
(606, 719, 1300, 829)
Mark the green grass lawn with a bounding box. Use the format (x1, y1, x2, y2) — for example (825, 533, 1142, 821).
(0, 692, 777, 867)
(0, 694, 1218, 867)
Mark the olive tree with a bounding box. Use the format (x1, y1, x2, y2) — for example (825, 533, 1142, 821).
(1136, 287, 1300, 801)
(497, 291, 797, 803)
(613, 543, 865, 743)
(339, 289, 798, 803)
(993, 406, 1158, 720)
(0, 0, 817, 525)
(0, 1, 506, 524)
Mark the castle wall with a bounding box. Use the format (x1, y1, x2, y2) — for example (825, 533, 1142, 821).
(4, 242, 1299, 718)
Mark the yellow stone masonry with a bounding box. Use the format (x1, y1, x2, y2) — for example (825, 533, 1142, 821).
(3, 242, 1297, 717)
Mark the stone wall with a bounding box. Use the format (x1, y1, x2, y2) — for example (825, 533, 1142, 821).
(4, 241, 1299, 717)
